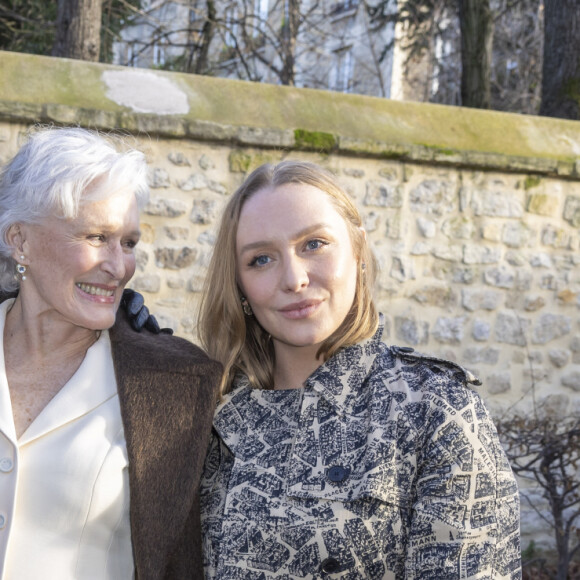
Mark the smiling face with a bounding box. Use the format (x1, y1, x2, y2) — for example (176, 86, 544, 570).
(236, 182, 359, 361)
(13, 191, 141, 332)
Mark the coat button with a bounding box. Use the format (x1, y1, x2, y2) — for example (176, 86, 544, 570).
(0, 458, 13, 472)
(398, 346, 415, 353)
(320, 557, 341, 574)
(326, 465, 349, 483)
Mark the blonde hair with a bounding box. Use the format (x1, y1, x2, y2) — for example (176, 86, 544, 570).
(198, 160, 379, 397)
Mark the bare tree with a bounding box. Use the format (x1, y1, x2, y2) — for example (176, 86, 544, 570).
(52, 0, 103, 60)
(540, 0, 580, 120)
(458, 0, 492, 108)
(497, 411, 580, 580)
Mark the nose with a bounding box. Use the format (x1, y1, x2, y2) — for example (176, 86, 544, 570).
(102, 243, 127, 280)
(282, 254, 309, 292)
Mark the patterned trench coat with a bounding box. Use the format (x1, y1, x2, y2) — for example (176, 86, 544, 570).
(201, 318, 522, 579)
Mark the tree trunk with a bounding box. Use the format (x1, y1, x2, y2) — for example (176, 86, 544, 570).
(52, 0, 102, 61)
(540, 0, 580, 120)
(457, 0, 493, 109)
(194, 0, 216, 75)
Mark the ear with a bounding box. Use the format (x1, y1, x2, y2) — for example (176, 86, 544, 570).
(6, 224, 28, 263)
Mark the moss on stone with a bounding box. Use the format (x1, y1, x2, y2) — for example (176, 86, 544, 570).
(524, 175, 542, 190)
(229, 150, 252, 173)
(294, 129, 337, 152)
(2, 51, 580, 177)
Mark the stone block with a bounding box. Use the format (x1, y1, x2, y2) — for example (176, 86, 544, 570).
(541, 394, 570, 416)
(531, 314, 571, 344)
(505, 251, 526, 267)
(364, 180, 402, 207)
(363, 211, 380, 233)
(433, 245, 462, 262)
(131, 274, 161, 293)
(524, 295, 545, 312)
(462, 288, 500, 311)
(410, 179, 455, 215)
(563, 195, 580, 227)
(452, 267, 477, 284)
(463, 245, 501, 265)
(164, 226, 189, 240)
(148, 167, 171, 188)
(411, 285, 457, 308)
(526, 192, 558, 217)
(343, 167, 365, 178)
(561, 371, 580, 392)
(548, 349, 570, 368)
(188, 275, 206, 292)
(432, 316, 466, 344)
(411, 241, 430, 255)
(416, 216, 437, 238)
(466, 187, 524, 218)
(541, 224, 570, 248)
(529, 252, 552, 268)
(486, 371, 511, 394)
(484, 266, 515, 289)
(190, 199, 218, 224)
(441, 216, 474, 240)
(472, 320, 491, 341)
(501, 222, 534, 248)
(394, 316, 429, 345)
(495, 312, 530, 346)
(145, 198, 187, 217)
(167, 276, 185, 289)
(135, 248, 149, 272)
(154, 246, 197, 269)
(178, 173, 208, 191)
(462, 346, 500, 364)
(390, 256, 415, 281)
(167, 151, 191, 166)
(481, 222, 502, 242)
(198, 154, 214, 170)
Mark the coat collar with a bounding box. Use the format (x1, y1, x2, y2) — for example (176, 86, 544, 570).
(219, 315, 387, 429)
(304, 314, 386, 415)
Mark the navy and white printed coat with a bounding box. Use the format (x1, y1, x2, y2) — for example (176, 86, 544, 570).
(201, 318, 522, 579)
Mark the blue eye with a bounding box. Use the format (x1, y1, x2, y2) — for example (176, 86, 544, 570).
(306, 239, 327, 251)
(249, 255, 271, 267)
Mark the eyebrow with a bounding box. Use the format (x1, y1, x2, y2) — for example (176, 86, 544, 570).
(238, 222, 331, 254)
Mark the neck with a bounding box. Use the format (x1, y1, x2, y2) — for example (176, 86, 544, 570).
(272, 343, 323, 390)
(4, 296, 99, 363)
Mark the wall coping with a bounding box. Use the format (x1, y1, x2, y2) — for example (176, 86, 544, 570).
(1, 50, 580, 177)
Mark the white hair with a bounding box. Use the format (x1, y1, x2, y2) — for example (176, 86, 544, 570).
(0, 126, 150, 292)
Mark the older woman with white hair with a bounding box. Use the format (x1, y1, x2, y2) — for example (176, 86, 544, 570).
(0, 127, 220, 580)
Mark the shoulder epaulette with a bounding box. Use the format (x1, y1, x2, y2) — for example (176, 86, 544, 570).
(390, 346, 482, 386)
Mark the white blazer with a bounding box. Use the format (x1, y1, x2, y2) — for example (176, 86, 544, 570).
(0, 299, 134, 579)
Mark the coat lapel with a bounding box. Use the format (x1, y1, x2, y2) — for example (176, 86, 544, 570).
(109, 309, 220, 580)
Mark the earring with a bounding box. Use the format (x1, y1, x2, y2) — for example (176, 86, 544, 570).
(361, 262, 367, 271)
(16, 256, 27, 281)
(240, 296, 253, 316)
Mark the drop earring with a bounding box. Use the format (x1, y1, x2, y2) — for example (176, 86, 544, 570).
(240, 296, 253, 316)
(16, 256, 27, 281)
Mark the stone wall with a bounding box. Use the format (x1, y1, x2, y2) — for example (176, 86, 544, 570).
(2, 50, 580, 551)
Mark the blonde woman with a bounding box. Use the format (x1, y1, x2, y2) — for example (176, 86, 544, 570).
(198, 161, 521, 579)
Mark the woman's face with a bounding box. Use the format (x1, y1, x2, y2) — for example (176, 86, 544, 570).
(15, 192, 141, 332)
(236, 182, 358, 359)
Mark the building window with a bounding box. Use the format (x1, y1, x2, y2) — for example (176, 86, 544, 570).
(330, 47, 353, 92)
